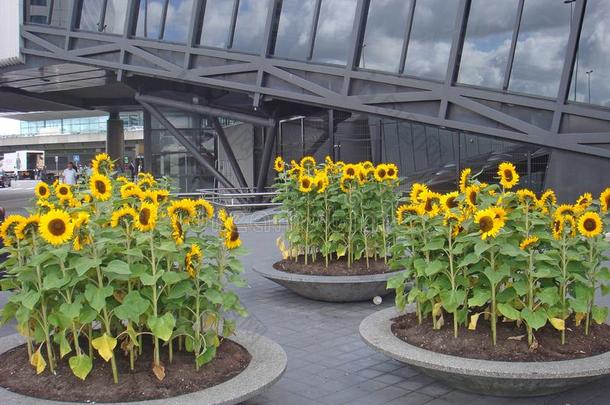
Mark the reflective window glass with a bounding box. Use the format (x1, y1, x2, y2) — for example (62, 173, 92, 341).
(50, 0, 71, 28)
(200, 0, 234, 48)
(136, 0, 165, 39)
(569, 0, 610, 106)
(232, 0, 271, 52)
(103, 0, 127, 34)
(164, 0, 194, 43)
(311, 0, 357, 65)
(508, 0, 571, 98)
(79, 0, 104, 31)
(274, 0, 316, 60)
(404, 0, 459, 81)
(458, 0, 520, 88)
(30, 15, 48, 24)
(359, 0, 411, 72)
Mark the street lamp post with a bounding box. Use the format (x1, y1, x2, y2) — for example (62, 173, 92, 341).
(585, 70, 593, 104)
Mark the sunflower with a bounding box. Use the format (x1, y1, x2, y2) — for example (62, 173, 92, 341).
(539, 189, 557, 209)
(135, 203, 158, 232)
(221, 215, 241, 249)
(15, 214, 40, 240)
(374, 164, 388, 182)
(194, 199, 214, 220)
(385, 163, 398, 180)
(314, 171, 329, 193)
(89, 173, 112, 201)
(498, 162, 519, 189)
(170, 216, 185, 246)
(81, 193, 92, 204)
(563, 214, 577, 237)
(137, 177, 156, 190)
(39, 209, 74, 245)
(55, 183, 73, 201)
(342, 164, 359, 179)
(575, 193, 593, 211)
(298, 175, 314, 193)
(300, 156, 316, 169)
(110, 206, 137, 228)
(600, 188, 610, 213)
(36, 199, 55, 213)
(91, 153, 115, 174)
(396, 204, 423, 224)
(492, 206, 507, 222)
(121, 182, 142, 199)
(1, 215, 26, 245)
(409, 183, 428, 204)
(155, 189, 170, 204)
(288, 161, 302, 178)
(440, 191, 459, 211)
(140, 190, 157, 204)
(555, 204, 576, 218)
(325, 156, 334, 166)
(516, 189, 537, 205)
(167, 199, 196, 223)
(72, 212, 91, 251)
(578, 211, 603, 238)
(116, 176, 129, 183)
(185, 244, 202, 278)
(35, 182, 51, 199)
(274, 156, 285, 172)
(520, 236, 539, 251)
(339, 176, 354, 193)
(474, 208, 503, 240)
(421, 191, 441, 218)
(552, 215, 565, 240)
(459, 168, 471, 193)
(464, 185, 479, 209)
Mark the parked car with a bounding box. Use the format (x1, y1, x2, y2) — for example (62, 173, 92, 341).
(0, 174, 11, 188)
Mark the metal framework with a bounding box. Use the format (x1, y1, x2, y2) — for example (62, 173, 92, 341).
(6, 0, 610, 159)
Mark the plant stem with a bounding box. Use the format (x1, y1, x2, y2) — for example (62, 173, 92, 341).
(324, 193, 329, 268)
(32, 238, 55, 373)
(585, 240, 595, 335)
(490, 251, 497, 346)
(347, 189, 353, 268)
(379, 185, 387, 263)
(149, 235, 161, 368)
(560, 235, 568, 345)
(360, 197, 369, 269)
(448, 226, 458, 338)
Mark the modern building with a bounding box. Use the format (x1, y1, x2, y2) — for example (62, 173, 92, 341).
(0, 0, 609, 199)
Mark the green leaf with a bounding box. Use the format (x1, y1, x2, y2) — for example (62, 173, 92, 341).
(161, 272, 184, 285)
(84, 284, 114, 312)
(204, 289, 224, 305)
(103, 260, 131, 275)
(147, 313, 176, 342)
(538, 287, 560, 306)
(71, 256, 102, 277)
(43, 272, 69, 290)
(59, 302, 82, 320)
(592, 306, 609, 324)
(114, 291, 150, 322)
(196, 345, 217, 367)
(20, 290, 41, 310)
(440, 289, 466, 313)
(424, 260, 445, 276)
(474, 241, 491, 257)
(569, 297, 589, 313)
(521, 308, 547, 330)
(140, 272, 163, 286)
(483, 267, 507, 286)
(387, 273, 407, 290)
(69, 355, 93, 380)
(468, 288, 491, 307)
(58, 333, 72, 358)
(498, 303, 521, 320)
(458, 253, 478, 268)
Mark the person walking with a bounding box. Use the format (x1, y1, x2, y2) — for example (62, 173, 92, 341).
(61, 162, 77, 185)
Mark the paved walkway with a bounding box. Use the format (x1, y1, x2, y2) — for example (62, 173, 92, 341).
(1, 228, 610, 404)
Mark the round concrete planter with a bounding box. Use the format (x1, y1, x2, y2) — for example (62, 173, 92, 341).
(360, 306, 610, 397)
(0, 330, 287, 405)
(253, 264, 406, 302)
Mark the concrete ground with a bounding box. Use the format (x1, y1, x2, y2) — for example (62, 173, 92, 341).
(1, 188, 610, 404)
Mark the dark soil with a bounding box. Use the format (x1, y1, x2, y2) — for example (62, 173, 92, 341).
(274, 256, 393, 276)
(391, 313, 610, 362)
(0, 336, 251, 403)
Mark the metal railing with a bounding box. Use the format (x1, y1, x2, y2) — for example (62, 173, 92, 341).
(173, 187, 280, 210)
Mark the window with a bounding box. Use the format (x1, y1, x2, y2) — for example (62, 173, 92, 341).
(200, 0, 234, 48)
(404, 0, 459, 81)
(164, 0, 194, 43)
(50, 0, 71, 28)
(232, 0, 271, 52)
(569, 0, 610, 106)
(30, 15, 48, 24)
(508, 0, 571, 98)
(79, 0, 126, 34)
(359, 0, 412, 72)
(458, 0, 520, 88)
(273, 0, 316, 60)
(136, 0, 164, 39)
(311, 0, 358, 65)
(30, 0, 47, 6)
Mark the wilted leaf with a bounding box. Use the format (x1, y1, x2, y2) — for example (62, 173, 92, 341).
(549, 318, 565, 331)
(152, 362, 166, 381)
(468, 313, 481, 330)
(92, 333, 117, 362)
(30, 347, 46, 374)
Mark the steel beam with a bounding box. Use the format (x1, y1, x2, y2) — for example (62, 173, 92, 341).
(135, 93, 276, 127)
(227, 0, 240, 49)
(307, 0, 322, 60)
(256, 123, 277, 193)
(502, 0, 524, 90)
(139, 101, 238, 190)
(398, 0, 416, 75)
(210, 116, 249, 189)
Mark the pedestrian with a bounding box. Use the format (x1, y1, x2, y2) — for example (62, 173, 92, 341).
(61, 162, 77, 185)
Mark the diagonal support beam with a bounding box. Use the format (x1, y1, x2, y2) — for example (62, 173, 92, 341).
(256, 123, 278, 194)
(209, 116, 249, 189)
(139, 101, 239, 190)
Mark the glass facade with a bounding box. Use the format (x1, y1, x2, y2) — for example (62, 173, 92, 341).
(569, 0, 610, 107)
(311, 0, 357, 65)
(79, 0, 126, 34)
(19, 113, 143, 136)
(232, 0, 271, 52)
(273, 0, 316, 60)
(199, 0, 234, 48)
(136, 0, 193, 43)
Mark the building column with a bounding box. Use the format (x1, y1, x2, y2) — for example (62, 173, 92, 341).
(106, 111, 124, 165)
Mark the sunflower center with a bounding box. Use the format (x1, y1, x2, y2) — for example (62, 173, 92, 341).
(605, 195, 610, 207)
(584, 218, 597, 232)
(48, 218, 66, 236)
(503, 169, 513, 181)
(302, 179, 311, 188)
(39, 187, 47, 196)
(447, 197, 458, 208)
(479, 216, 494, 233)
(139, 208, 151, 225)
(387, 168, 395, 177)
(424, 199, 433, 212)
(468, 191, 476, 205)
(230, 228, 240, 242)
(95, 180, 106, 194)
(59, 187, 68, 195)
(553, 220, 561, 233)
(378, 169, 386, 178)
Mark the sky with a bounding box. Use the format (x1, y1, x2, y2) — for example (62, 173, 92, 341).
(0, 118, 20, 136)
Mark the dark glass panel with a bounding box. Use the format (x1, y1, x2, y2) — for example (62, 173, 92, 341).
(136, 0, 165, 39)
(200, 0, 234, 48)
(509, 0, 571, 98)
(404, 0, 459, 81)
(163, 0, 194, 43)
(232, 0, 271, 52)
(79, 0, 104, 31)
(458, 0, 519, 88)
(311, 0, 357, 65)
(50, 0, 71, 27)
(569, 0, 610, 106)
(273, 0, 316, 60)
(359, 0, 411, 72)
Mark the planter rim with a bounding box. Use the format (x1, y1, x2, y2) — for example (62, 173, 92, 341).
(0, 330, 287, 405)
(360, 306, 610, 380)
(252, 263, 406, 284)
